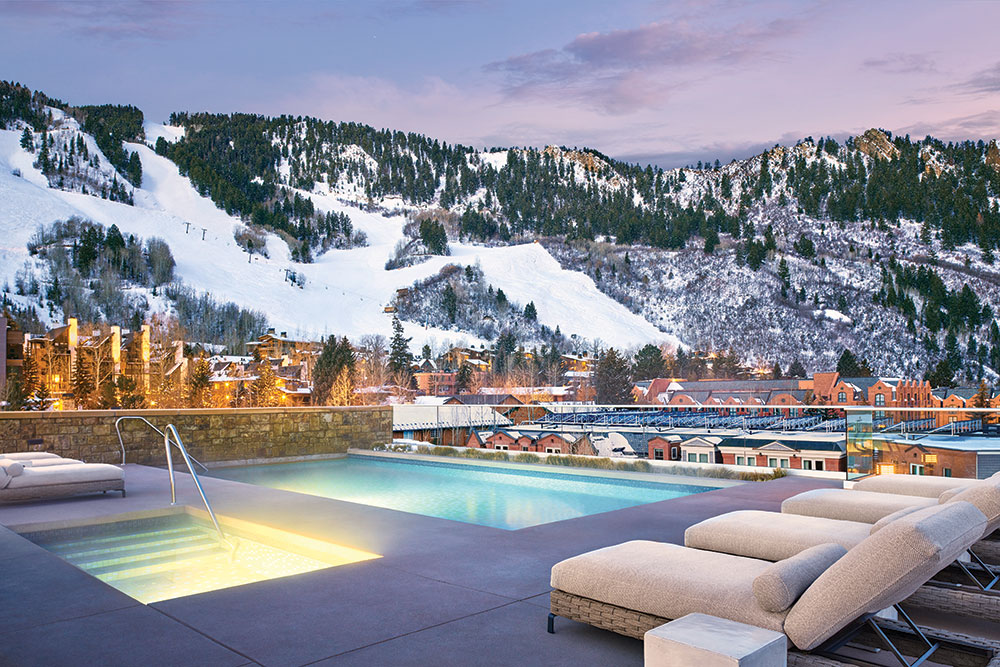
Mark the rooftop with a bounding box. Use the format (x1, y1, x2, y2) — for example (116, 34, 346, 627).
(0, 459, 835, 665)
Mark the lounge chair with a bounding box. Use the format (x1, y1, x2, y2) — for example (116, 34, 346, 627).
(0, 452, 64, 461)
(549, 502, 1000, 665)
(692, 475, 1000, 558)
(783, 474, 1000, 560)
(0, 457, 84, 467)
(0, 459, 125, 502)
(850, 472, 988, 498)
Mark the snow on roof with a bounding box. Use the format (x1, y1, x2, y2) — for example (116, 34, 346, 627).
(878, 434, 1000, 452)
(413, 396, 449, 405)
(393, 404, 512, 430)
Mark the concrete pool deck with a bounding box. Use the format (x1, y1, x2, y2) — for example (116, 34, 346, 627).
(0, 463, 839, 666)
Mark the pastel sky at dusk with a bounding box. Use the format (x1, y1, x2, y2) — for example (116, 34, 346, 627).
(2, 0, 999, 167)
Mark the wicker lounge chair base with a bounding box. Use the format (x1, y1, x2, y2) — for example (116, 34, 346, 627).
(549, 590, 1000, 666)
(0, 479, 126, 502)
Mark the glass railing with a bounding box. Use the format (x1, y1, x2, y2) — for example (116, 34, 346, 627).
(389, 402, 857, 479)
(844, 405, 1000, 480)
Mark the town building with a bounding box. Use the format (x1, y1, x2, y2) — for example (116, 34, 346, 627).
(1, 316, 25, 393)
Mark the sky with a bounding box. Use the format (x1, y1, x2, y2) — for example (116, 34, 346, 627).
(2, 0, 999, 168)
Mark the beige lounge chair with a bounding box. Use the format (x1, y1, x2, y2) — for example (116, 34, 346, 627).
(549, 502, 999, 665)
(0, 460, 125, 502)
(0, 452, 64, 461)
(850, 472, 989, 498)
(0, 457, 84, 467)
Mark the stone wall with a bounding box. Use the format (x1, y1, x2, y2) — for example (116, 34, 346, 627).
(0, 407, 391, 465)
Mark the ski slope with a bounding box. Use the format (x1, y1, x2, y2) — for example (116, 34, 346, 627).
(0, 123, 675, 349)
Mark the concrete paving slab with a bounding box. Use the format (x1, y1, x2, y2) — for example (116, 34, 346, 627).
(152, 559, 514, 667)
(1, 550, 139, 633)
(0, 605, 249, 667)
(0, 524, 51, 562)
(317, 600, 643, 666)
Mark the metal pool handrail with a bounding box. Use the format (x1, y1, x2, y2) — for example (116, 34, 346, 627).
(163, 423, 227, 544)
(113, 416, 208, 471)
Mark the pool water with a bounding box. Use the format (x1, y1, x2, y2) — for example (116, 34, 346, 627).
(22, 514, 379, 603)
(209, 455, 718, 530)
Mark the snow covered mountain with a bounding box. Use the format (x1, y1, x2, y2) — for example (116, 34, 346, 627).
(0, 95, 663, 353)
(2, 80, 999, 380)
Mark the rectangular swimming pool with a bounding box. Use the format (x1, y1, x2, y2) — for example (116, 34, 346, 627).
(208, 455, 720, 530)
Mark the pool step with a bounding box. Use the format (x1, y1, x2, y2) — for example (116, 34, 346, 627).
(38, 526, 200, 553)
(63, 533, 221, 567)
(85, 543, 229, 579)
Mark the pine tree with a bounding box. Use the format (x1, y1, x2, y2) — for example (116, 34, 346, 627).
(632, 343, 665, 380)
(456, 363, 473, 393)
(98, 379, 117, 409)
(973, 381, 991, 409)
(925, 359, 954, 388)
(523, 301, 537, 321)
(116, 375, 146, 408)
(37, 131, 51, 175)
(836, 349, 861, 376)
(20, 349, 38, 397)
(251, 363, 279, 407)
(32, 382, 51, 410)
(787, 359, 807, 378)
(595, 348, 633, 404)
(387, 316, 413, 379)
(771, 362, 783, 379)
(188, 357, 212, 407)
(126, 151, 142, 186)
(777, 257, 790, 290)
(20, 127, 33, 152)
(72, 355, 94, 409)
(442, 283, 458, 323)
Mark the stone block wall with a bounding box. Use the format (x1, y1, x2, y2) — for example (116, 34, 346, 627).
(0, 407, 391, 465)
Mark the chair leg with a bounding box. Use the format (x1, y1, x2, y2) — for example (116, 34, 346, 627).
(956, 552, 1000, 591)
(121, 489, 127, 498)
(547, 613, 555, 634)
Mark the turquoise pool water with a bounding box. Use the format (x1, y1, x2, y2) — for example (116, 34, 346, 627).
(209, 455, 718, 529)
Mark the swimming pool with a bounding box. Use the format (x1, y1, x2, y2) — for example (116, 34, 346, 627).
(209, 455, 719, 530)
